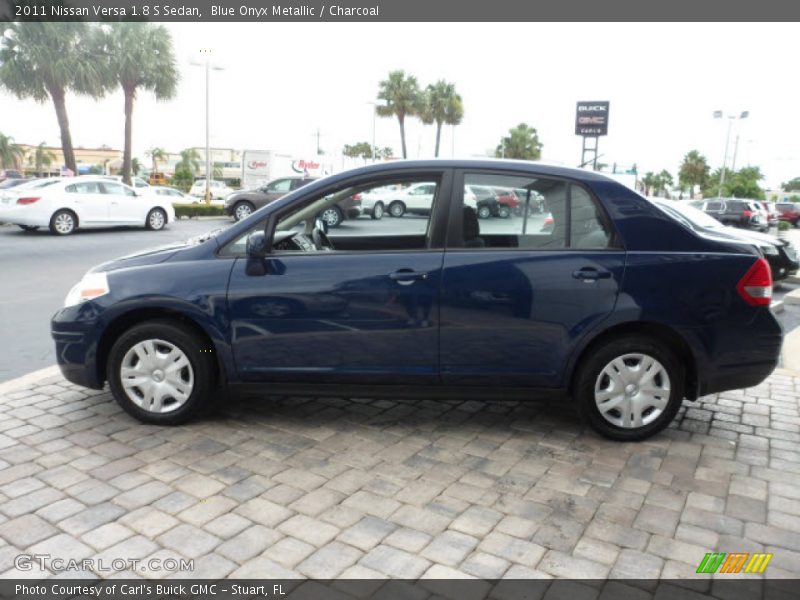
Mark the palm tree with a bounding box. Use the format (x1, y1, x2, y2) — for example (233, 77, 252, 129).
(0, 132, 24, 171)
(376, 70, 421, 159)
(0, 22, 104, 173)
(132, 158, 142, 176)
(656, 169, 674, 197)
(176, 148, 201, 174)
(33, 142, 56, 176)
(678, 150, 710, 198)
(95, 23, 178, 185)
(444, 93, 464, 156)
(495, 124, 543, 160)
(146, 147, 167, 173)
(420, 80, 462, 158)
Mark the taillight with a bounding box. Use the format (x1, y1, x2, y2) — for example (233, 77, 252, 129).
(352, 193, 362, 200)
(742, 210, 753, 218)
(17, 197, 40, 205)
(736, 258, 773, 306)
(544, 216, 554, 225)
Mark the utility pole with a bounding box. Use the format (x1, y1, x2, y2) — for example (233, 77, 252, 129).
(313, 128, 323, 155)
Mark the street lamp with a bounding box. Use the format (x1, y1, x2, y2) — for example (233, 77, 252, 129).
(189, 49, 224, 203)
(713, 110, 748, 198)
(366, 102, 378, 161)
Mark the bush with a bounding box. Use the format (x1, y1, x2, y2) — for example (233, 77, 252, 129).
(778, 220, 792, 231)
(172, 203, 227, 219)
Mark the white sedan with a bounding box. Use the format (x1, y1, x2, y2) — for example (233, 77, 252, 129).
(0, 177, 175, 235)
(189, 179, 234, 200)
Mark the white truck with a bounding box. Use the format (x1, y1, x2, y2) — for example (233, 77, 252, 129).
(241, 150, 333, 190)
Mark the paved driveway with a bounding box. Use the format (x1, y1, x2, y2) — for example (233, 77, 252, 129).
(0, 368, 798, 580)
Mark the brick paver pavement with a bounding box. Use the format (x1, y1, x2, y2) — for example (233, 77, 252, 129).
(0, 368, 799, 579)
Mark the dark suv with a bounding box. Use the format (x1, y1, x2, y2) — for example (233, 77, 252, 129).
(695, 198, 769, 232)
(225, 176, 316, 221)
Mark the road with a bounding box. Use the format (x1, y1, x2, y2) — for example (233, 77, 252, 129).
(0, 215, 797, 383)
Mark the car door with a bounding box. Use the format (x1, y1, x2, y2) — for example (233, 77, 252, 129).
(64, 181, 108, 224)
(225, 170, 452, 385)
(101, 181, 142, 224)
(439, 169, 625, 388)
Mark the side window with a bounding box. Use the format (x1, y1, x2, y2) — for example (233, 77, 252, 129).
(456, 173, 567, 249)
(68, 181, 103, 194)
(267, 179, 293, 193)
(101, 182, 135, 197)
(570, 186, 611, 249)
(705, 201, 723, 212)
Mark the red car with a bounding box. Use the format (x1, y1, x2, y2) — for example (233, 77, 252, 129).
(776, 202, 800, 226)
(492, 188, 519, 218)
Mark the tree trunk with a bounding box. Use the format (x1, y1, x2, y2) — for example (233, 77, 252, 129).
(399, 114, 407, 159)
(50, 87, 76, 174)
(434, 121, 443, 158)
(122, 86, 135, 185)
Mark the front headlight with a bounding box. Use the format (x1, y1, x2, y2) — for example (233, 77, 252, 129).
(64, 272, 110, 308)
(760, 244, 778, 256)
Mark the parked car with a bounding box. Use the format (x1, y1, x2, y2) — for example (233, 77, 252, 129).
(190, 179, 234, 201)
(651, 199, 798, 281)
(149, 172, 168, 186)
(776, 202, 800, 226)
(152, 186, 194, 203)
(751, 201, 775, 228)
(763, 202, 780, 227)
(465, 185, 501, 219)
(695, 198, 769, 232)
(225, 176, 316, 221)
(51, 160, 782, 441)
(492, 188, 519, 218)
(0, 169, 23, 181)
(383, 182, 438, 217)
(0, 176, 175, 235)
(0, 178, 29, 190)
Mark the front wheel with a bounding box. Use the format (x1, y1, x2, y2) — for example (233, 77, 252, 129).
(318, 206, 343, 228)
(477, 205, 491, 219)
(146, 208, 167, 231)
(371, 202, 384, 220)
(107, 320, 216, 425)
(388, 201, 406, 218)
(233, 201, 254, 222)
(574, 335, 684, 441)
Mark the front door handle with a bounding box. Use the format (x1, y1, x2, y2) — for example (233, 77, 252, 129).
(572, 267, 611, 281)
(390, 269, 429, 285)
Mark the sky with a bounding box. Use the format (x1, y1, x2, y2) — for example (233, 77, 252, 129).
(1, 22, 798, 188)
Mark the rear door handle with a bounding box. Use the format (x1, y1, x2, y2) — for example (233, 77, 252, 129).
(390, 269, 429, 285)
(572, 267, 611, 281)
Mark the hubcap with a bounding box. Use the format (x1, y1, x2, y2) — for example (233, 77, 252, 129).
(120, 339, 194, 414)
(390, 204, 403, 216)
(150, 211, 164, 229)
(235, 204, 252, 220)
(55, 214, 73, 233)
(594, 353, 670, 429)
(321, 209, 339, 225)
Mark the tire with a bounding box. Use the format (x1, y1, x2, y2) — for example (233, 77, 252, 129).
(18, 225, 39, 232)
(49, 210, 77, 235)
(371, 202, 385, 220)
(477, 205, 491, 219)
(146, 208, 167, 231)
(388, 201, 406, 218)
(497, 205, 511, 219)
(233, 201, 254, 222)
(318, 206, 343, 228)
(107, 320, 216, 425)
(574, 334, 684, 441)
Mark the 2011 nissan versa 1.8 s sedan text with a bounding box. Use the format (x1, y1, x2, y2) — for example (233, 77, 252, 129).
(51, 160, 783, 441)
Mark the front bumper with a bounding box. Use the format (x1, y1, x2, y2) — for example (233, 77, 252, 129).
(51, 306, 104, 390)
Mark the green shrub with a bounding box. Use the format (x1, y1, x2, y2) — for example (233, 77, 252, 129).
(778, 220, 792, 231)
(173, 203, 227, 219)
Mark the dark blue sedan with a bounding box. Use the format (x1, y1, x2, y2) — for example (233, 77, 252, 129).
(51, 160, 782, 440)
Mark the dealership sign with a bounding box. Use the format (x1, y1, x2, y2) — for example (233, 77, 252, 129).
(575, 101, 610, 136)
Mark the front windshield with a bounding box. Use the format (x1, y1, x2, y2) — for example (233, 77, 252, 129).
(654, 200, 723, 230)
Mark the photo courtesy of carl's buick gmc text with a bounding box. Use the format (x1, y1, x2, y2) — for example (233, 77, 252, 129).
(0, 0, 799, 598)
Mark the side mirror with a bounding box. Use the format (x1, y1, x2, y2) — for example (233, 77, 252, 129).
(315, 217, 328, 235)
(246, 230, 268, 257)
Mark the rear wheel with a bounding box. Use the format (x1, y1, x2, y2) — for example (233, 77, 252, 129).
(497, 205, 511, 218)
(18, 225, 39, 232)
(319, 206, 343, 228)
(107, 320, 216, 425)
(371, 202, 384, 220)
(146, 208, 167, 231)
(574, 335, 684, 441)
(388, 201, 406, 218)
(49, 210, 77, 235)
(477, 205, 491, 219)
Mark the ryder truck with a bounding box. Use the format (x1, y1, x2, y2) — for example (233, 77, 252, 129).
(241, 150, 333, 189)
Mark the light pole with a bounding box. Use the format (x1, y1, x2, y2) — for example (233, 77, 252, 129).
(366, 102, 378, 162)
(713, 110, 748, 198)
(190, 49, 224, 203)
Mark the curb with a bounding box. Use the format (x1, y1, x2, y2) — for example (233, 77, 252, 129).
(0, 365, 62, 396)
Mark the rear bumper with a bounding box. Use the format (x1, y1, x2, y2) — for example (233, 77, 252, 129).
(689, 309, 783, 397)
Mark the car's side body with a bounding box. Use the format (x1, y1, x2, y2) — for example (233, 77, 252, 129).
(51, 160, 782, 438)
(776, 202, 800, 226)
